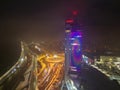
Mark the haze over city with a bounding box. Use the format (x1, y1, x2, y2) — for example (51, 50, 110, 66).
(0, 0, 120, 90)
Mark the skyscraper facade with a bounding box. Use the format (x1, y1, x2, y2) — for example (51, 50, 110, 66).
(65, 11, 82, 73)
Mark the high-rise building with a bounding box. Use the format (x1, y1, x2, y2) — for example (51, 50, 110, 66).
(65, 11, 82, 74)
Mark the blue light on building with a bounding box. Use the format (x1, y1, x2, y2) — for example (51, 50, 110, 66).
(70, 31, 82, 71)
(65, 11, 83, 73)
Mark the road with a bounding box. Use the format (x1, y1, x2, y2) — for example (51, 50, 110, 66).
(0, 42, 37, 90)
(37, 54, 64, 90)
(0, 54, 33, 90)
(37, 53, 120, 90)
(1, 40, 120, 90)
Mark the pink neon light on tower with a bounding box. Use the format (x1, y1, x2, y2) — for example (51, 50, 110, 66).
(72, 10, 78, 15)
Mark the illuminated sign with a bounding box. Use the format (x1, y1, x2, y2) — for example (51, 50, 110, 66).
(65, 19, 74, 23)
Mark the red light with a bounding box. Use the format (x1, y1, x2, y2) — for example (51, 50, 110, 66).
(66, 19, 74, 23)
(72, 11, 78, 15)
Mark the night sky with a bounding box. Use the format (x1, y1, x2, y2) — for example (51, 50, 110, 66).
(0, 0, 119, 41)
(0, 0, 120, 75)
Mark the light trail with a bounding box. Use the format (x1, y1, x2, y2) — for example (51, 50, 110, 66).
(36, 53, 64, 90)
(46, 64, 62, 90)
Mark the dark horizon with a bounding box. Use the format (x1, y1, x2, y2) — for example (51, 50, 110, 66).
(0, 0, 120, 41)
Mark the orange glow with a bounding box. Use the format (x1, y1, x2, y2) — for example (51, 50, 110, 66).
(37, 53, 64, 89)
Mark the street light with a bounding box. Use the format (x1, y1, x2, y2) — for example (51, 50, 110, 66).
(53, 54, 58, 58)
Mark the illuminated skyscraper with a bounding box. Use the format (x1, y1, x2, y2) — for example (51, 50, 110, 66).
(65, 11, 82, 73)
(61, 11, 82, 90)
